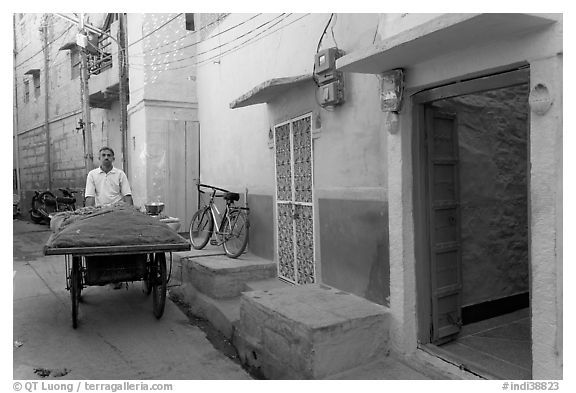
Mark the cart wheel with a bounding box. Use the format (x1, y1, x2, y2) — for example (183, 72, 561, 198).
(70, 256, 81, 329)
(142, 254, 153, 296)
(151, 253, 167, 319)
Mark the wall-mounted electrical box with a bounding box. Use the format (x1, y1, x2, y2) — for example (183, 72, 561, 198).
(314, 47, 344, 85)
(318, 80, 344, 107)
(314, 47, 345, 108)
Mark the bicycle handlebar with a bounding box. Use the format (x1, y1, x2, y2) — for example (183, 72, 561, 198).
(197, 183, 232, 196)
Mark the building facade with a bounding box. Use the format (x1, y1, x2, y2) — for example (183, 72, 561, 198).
(194, 13, 563, 379)
(13, 13, 200, 225)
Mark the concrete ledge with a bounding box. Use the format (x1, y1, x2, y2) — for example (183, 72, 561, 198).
(236, 284, 391, 379)
(169, 284, 240, 339)
(180, 254, 277, 299)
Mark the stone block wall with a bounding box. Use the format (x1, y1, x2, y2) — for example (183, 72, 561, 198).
(434, 84, 529, 306)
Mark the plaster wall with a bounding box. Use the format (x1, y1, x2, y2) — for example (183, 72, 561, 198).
(195, 13, 383, 191)
(196, 13, 389, 302)
(126, 13, 200, 211)
(376, 14, 444, 39)
(529, 55, 562, 380)
(126, 13, 197, 105)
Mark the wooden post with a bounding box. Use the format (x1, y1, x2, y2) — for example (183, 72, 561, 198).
(118, 13, 129, 175)
(42, 17, 52, 190)
(79, 14, 94, 176)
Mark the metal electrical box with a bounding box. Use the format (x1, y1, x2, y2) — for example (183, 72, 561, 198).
(319, 80, 344, 107)
(314, 47, 343, 85)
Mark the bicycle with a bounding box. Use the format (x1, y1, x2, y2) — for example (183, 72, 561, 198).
(188, 183, 249, 258)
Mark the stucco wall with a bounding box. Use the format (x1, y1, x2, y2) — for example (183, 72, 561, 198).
(434, 84, 530, 307)
(194, 13, 391, 304)
(125, 13, 200, 214)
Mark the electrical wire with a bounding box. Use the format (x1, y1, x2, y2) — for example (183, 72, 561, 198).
(312, 13, 335, 87)
(136, 13, 307, 72)
(15, 23, 74, 69)
(130, 13, 287, 68)
(128, 13, 248, 59)
(195, 14, 299, 66)
(127, 13, 183, 48)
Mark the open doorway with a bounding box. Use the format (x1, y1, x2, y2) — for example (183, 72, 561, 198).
(414, 69, 531, 379)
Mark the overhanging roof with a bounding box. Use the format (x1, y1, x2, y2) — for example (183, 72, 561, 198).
(230, 74, 313, 109)
(59, 41, 77, 51)
(337, 13, 559, 75)
(24, 68, 40, 76)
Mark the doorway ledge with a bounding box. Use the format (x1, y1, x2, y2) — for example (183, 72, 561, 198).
(230, 74, 313, 109)
(336, 13, 559, 75)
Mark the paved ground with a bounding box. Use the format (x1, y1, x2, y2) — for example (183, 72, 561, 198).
(12, 219, 251, 380)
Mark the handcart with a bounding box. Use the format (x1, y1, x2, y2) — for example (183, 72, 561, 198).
(44, 240, 190, 329)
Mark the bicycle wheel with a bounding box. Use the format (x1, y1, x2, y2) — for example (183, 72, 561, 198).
(222, 210, 249, 258)
(151, 253, 167, 319)
(189, 207, 213, 249)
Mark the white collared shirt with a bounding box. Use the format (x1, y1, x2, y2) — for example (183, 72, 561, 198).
(85, 166, 132, 206)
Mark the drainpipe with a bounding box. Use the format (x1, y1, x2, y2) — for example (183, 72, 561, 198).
(13, 15, 21, 199)
(42, 16, 52, 190)
(118, 13, 129, 175)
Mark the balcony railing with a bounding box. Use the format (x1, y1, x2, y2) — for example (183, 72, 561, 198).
(88, 36, 113, 76)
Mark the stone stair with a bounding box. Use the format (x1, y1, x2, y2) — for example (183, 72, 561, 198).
(169, 246, 284, 339)
(169, 246, 392, 379)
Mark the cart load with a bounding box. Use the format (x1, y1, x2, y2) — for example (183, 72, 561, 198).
(45, 204, 186, 250)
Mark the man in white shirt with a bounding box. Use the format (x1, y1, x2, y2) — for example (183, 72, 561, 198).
(85, 147, 133, 207)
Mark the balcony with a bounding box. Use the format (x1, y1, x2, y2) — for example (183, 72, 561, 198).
(88, 20, 126, 109)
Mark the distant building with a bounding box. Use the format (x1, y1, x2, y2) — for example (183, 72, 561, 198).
(13, 13, 200, 224)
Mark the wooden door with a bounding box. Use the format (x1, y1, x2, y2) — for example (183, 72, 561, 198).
(425, 107, 463, 344)
(274, 114, 315, 284)
(166, 120, 199, 228)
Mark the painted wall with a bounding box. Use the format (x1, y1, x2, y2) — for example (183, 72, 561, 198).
(126, 13, 200, 217)
(434, 85, 529, 307)
(196, 13, 390, 303)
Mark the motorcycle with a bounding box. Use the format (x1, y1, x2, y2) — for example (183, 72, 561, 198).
(30, 188, 79, 224)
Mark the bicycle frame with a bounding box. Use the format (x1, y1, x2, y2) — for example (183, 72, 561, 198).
(197, 183, 247, 245)
(205, 196, 240, 245)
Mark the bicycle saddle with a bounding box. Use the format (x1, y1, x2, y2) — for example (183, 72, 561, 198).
(223, 192, 240, 202)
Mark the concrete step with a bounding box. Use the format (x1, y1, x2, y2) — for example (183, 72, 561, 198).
(169, 284, 241, 339)
(234, 284, 391, 379)
(177, 252, 277, 299)
(243, 278, 293, 293)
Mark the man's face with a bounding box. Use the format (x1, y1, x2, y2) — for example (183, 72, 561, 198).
(100, 150, 115, 165)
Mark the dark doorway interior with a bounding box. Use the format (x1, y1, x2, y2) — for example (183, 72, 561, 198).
(423, 82, 531, 379)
